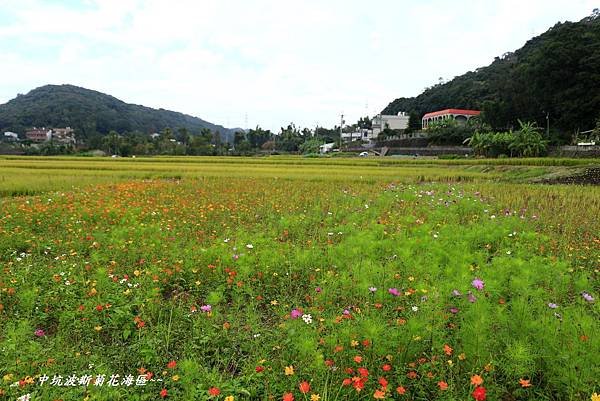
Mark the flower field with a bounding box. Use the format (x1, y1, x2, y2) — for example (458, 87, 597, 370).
(0, 157, 598, 401)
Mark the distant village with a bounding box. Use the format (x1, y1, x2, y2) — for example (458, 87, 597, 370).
(3, 126, 76, 145)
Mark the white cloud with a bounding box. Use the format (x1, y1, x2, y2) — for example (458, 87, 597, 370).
(0, 0, 597, 131)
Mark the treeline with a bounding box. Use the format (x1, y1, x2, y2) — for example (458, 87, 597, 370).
(382, 11, 600, 144)
(17, 124, 345, 156)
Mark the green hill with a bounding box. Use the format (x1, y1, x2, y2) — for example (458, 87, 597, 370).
(382, 11, 600, 142)
(0, 84, 236, 142)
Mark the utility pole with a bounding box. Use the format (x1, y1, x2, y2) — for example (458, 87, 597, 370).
(340, 113, 344, 150)
(546, 112, 550, 137)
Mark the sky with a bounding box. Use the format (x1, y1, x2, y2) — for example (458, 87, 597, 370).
(0, 0, 597, 132)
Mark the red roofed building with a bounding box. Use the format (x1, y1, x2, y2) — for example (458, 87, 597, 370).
(422, 109, 481, 129)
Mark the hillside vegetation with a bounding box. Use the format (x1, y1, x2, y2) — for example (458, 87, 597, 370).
(383, 11, 600, 142)
(0, 84, 235, 142)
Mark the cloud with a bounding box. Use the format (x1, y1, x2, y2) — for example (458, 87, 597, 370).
(0, 0, 597, 131)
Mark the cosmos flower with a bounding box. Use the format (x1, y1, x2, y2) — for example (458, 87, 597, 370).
(548, 303, 558, 309)
(369, 287, 377, 293)
(290, 309, 302, 319)
(34, 329, 45, 337)
(200, 305, 212, 313)
(471, 278, 485, 291)
(388, 288, 400, 296)
(581, 292, 594, 302)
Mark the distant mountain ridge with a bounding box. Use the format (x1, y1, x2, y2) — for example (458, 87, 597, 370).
(0, 84, 236, 142)
(382, 11, 600, 140)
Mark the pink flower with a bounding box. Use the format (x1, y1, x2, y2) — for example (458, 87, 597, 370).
(34, 329, 45, 337)
(290, 309, 302, 319)
(200, 305, 212, 313)
(471, 278, 485, 291)
(388, 288, 400, 296)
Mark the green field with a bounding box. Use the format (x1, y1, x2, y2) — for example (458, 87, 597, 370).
(0, 157, 598, 401)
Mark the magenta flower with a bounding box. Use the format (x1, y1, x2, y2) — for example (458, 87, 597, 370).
(200, 304, 212, 313)
(290, 309, 302, 319)
(315, 287, 322, 293)
(449, 307, 460, 314)
(34, 329, 45, 337)
(388, 288, 400, 296)
(471, 278, 485, 291)
(342, 309, 350, 315)
(468, 292, 477, 303)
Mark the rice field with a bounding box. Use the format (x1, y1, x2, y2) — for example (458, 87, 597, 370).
(0, 156, 598, 401)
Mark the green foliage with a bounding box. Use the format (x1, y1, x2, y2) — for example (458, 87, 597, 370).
(465, 121, 547, 157)
(0, 84, 235, 143)
(382, 12, 600, 142)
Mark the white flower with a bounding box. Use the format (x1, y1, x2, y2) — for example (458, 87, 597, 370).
(224, 238, 230, 243)
(411, 306, 419, 312)
(302, 314, 313, 324)
(246, 244, 253, 249)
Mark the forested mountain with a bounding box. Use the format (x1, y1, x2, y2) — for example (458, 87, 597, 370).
(0, 84, 235, 142)
(382, 11, 600, 142)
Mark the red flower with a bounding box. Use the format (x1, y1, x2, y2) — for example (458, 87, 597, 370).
(472, 386, 486, 401)
(352, 378, 366, 392)
(325, 359, 334, 367)
(345, 367, 354, 374)
(255, 366, 265, 373)
(299, 381, 311, 394)
(396, 386, 406, 395)
(159, 388, 168, 398)
(342, 378, 352, 386)
(354, 355, 363, 363)
(438, 381, 448, 391)
(282, 392, 294, 401)
(208, 387, 221, 396)
(358, 367, 369, 378)
(166, 360, 177, 369)
(96, 304, 103, 311)
(382, 364, 391, 372)
(378, 377, 388, 389)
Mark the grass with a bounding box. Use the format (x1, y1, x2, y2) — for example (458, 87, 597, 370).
(0, 156, 598, 401)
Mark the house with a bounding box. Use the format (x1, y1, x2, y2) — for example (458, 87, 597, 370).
(50, 127, 75, 144)
(319, 142, 336, 154)
(25, 128, 52, 142)
(372, 112, 409, 137)
(422, 109, 480, 129)
(3, 132, 19, 141)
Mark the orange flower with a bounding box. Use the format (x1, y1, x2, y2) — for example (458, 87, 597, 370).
(396, 386, 406, 395)
(208, 387, 221, 396)
(471, 375, 483, 386)
(299, 381, 311, 394)
(406, 371, 417, 379)
(354, 355, 363, 363)
(382, 364, 391, 372)
(378, 377, 388, 388)
(373, 389, 386, 399)
(166, 360, 177, 369)
(443, 344, 453, 356)
(282, 392, 294, 401)
(519, 378, 532, 387)
(438, 381, 448, 390)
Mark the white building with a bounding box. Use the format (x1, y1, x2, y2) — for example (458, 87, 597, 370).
(372, 112, 409, 137)
(319, 142, 336, 154)
(3, 132, 19, 141)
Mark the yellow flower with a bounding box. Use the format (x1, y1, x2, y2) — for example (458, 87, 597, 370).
(94, 325, 102, 331)
(172, 375, 179, 381)
(591, 392, 600, 401)
(310, 394, 321, 401)
(225, 396, 235, 401)
(458, 353, 466, 361)
(3, 373, 13, 382)
(24, 376, 34, 384)
(447, 360, 453, 366)
(284, 365, 294, 376)
(134, 270, 141, 277)
(270, 300, 278, 305)
(350, 340, 359, 347)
